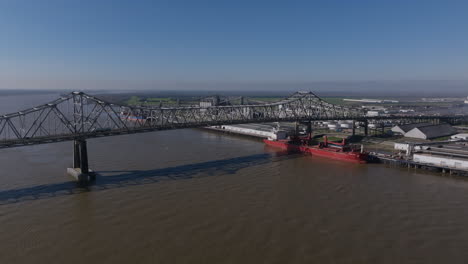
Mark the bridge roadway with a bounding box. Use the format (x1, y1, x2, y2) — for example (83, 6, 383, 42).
(0, 91, 465, 182)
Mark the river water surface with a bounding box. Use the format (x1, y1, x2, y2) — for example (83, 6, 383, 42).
(1, 93, 468, 263)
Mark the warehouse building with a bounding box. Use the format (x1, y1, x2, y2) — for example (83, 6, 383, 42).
(391, 122, 433, 135)
(413, 144, 468, 170)
(404, 123, 456, 140)
(413, 153, 468, 170)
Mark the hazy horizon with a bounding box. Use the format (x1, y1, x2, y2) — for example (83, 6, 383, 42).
(0, 79, 467, 98)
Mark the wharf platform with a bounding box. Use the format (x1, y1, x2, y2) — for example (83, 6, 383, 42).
(374, 154, 468, 176)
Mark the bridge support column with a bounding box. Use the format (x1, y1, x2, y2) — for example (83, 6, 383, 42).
(306, 121, 312, 138)
(73, 140, 81, 168)
(79, 140, 89, 174)
(364, 120, 369, 136)
(68, 139, 95, 183)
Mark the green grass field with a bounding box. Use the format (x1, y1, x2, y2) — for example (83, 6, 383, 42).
(321, 97, 347, 105)
(125, 96, 141, 105)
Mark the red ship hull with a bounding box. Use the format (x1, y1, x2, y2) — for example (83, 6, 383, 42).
(264, 139, 368, 163)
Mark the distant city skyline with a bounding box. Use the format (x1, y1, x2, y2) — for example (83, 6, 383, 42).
(1, 0, 467, 90)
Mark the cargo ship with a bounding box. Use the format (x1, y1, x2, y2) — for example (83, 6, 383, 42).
(264, 135, 368, 163)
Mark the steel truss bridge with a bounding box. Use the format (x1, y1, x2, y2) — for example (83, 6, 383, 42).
(0, 91, 368, 148)
(0, 91, 465, 181)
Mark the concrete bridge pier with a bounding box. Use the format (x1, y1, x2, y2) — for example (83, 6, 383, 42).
(68, 139, 95, 183)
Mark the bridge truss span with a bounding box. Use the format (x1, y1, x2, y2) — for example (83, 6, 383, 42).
(0, 91, 364, 148)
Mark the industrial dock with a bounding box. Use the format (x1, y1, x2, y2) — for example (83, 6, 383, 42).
(205, 121, 468, 177)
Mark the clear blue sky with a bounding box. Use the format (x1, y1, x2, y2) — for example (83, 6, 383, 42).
(0, 0, 467, 90)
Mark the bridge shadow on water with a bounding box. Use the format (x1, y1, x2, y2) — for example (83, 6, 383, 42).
(0, 151, 300, 205)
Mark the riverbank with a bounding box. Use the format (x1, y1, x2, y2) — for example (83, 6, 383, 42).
(203, 124, 468, 177)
